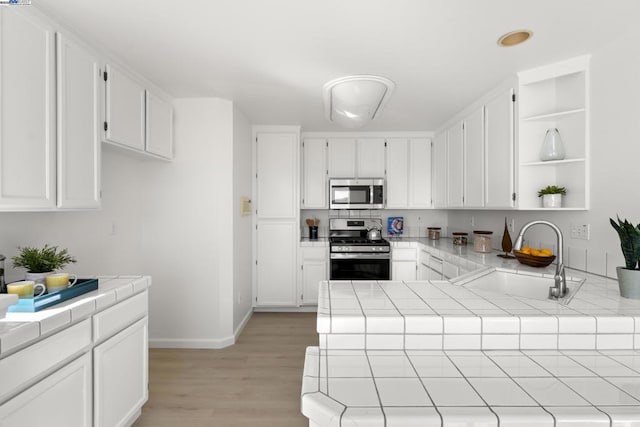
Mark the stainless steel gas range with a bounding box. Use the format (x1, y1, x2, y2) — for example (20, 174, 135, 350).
(329, 218, 390, 280)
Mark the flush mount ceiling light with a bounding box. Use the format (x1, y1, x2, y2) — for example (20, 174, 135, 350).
(497, 30, 533, 47)
(323, 75, 395, 129)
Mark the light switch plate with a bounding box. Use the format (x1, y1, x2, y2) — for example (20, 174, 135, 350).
(571, 224, 590, 240)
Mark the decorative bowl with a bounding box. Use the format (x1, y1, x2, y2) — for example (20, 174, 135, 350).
(513, 250, 556, 268)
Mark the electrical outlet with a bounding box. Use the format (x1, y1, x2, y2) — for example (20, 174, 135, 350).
(571, 224, 590, 240)
(471, 216, 475, 227)
(509, 218, 515, 232)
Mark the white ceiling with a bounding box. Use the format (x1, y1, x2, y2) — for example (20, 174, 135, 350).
(37, 0, 640, 131)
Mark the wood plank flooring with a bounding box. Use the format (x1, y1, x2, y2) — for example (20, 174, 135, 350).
(133, 312, 318, 427)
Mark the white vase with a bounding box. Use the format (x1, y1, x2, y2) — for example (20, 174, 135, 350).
(25, 271, 53, 285)
(540, 128, 566, 161)
(617, 267, 640, 299)
(542, 194, 562, 208)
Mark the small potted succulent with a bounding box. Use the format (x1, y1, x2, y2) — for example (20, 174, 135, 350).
(12, 245, 76, 284)
(538, 185, 566, 208)
(610, 217, 640, 299)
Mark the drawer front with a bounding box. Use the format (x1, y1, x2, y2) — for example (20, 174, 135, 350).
(0, 319, 91, 403)
(443, 261, 460, 280)
(303, 247, 327, 260)
(428, 256, 443, 273)
(93, 291, 148, 344)
(392, 248, 416, 261)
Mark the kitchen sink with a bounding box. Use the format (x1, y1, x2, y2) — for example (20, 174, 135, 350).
(0, 294, 18, 319)
(462, 270, 585, 303)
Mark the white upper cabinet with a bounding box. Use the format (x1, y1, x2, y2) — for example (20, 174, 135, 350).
(327, 138, 385, 179)
(385, 138, 409, 208)
(302, 138, 327, 209)
(446, 122, 464, 208)
(408, 138, 432, 208)
(145, 91, 174, 160)
(386, 137, 432, 209)
(0, 8, 56, 210)
(256, 132, 298, 218)
(327, 138, 356, 178)
(517, 56, 589, 210)
(432, 131, 448, 208)
(485, 88, 516, 208)
(103, 64, 146, 151)
(56, 33, 101, 209)
(463, 107, 485, 208)
(356, 138, 386, 178)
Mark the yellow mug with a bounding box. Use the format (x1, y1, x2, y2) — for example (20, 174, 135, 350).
(7, 281, 46, 299)
(45, 273, 78, 293)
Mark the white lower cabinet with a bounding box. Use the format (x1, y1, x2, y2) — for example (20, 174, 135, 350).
(94, 317, 148, 427)
(391, 248, 417, 281)
(300, 246, 328, 306)
(0, 353, 92, 427)
(0, 289, 149, 427)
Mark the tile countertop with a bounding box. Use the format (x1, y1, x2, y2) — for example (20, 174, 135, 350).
(302, 347, 640, 426)
(0, 275, 150, 358)
(303, 239, 640, 426)
(318, 239, 640, 351)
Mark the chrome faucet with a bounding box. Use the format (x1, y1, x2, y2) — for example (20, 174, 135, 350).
(513, 220, 567, 298)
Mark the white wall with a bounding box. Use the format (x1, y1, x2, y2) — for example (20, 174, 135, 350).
(447, 27, 640, 278)
(141, 98, 235, 348)
(0, 148, 144, 284)
(232, 106, 253, 332)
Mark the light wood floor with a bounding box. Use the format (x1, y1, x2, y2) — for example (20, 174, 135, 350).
(133, 312, 318, 427)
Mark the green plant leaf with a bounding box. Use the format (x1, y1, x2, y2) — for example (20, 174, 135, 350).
(11, 244, 76, 273)
(610, 216, 640, 270)
(538, 185, 567, 197)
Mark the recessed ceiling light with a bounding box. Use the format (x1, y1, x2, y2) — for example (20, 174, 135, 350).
(497, 30, 533, 47)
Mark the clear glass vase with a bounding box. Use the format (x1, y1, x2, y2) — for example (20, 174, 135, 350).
(540, 128, 566, 161)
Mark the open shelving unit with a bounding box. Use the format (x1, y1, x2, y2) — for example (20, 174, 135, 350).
(517, 55, 590, 210)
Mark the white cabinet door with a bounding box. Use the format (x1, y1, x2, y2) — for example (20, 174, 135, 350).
(302, 138, 327, 208)
(0, 353, 92, 427)
(392, 261, 417, 281)
(418, 262, 429, 281)
(464, 107, 485, 208)
(327, 138, 356, 178)
(485, 89, 515, 208)
(256, 132, 298, 218)
(256, 221, 297, 306)
(302, 259, 327, 306)
(104, 64, 145, 151)
(385, 138, 408, 208)
(56, 33, 101, 209)
(408, 138, 432, 208)
(443, 261, 460, 280)
(0, 8, 56, 209)
(432, 132, 448, 208)
(356, 138, 385, 178)
(145, 90, 173, 160)
(447, 122, 464, 208)
(94, 317, 148, 427)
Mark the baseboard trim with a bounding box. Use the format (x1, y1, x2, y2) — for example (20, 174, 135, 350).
(254, 306, 318, 313)
(234, 308, 253, 340)
(149, 336, 235, 349)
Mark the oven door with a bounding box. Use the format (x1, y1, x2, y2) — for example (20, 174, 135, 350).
(330, 253, 390, 280)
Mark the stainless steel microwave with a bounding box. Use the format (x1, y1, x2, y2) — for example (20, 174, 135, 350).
(329, 178, 385, 209)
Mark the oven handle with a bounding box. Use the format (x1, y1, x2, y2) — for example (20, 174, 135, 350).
(330, 253, 391, 260)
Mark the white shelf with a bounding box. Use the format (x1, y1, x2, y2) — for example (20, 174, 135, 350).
(522, 108, 585, 122)
(520, 158, 585, 167)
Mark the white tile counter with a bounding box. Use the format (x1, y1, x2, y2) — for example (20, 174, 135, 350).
(0, 275, 150, 357)
(303, 239, 640, 426)
(302, 347, 640, 426)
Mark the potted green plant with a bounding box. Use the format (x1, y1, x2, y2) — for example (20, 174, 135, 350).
(538, 185, 566, 208)
(12, 245, 76, 284)
(610, 217, 640, 299)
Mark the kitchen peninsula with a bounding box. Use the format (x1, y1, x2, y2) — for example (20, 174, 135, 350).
(302, 240, 640, 426)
